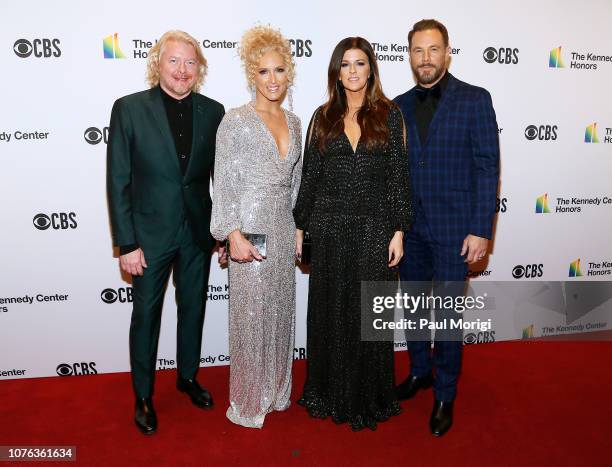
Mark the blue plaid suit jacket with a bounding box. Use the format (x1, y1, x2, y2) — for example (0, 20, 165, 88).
(394, 73, 500, 246)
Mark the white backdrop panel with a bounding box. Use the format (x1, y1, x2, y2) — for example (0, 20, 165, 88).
(1, 0, 611, 379)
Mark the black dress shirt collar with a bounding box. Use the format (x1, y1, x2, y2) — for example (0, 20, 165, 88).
(415, 70, 450, 101)
(414, 70, 450, 145)
(159, 85, 193, 107)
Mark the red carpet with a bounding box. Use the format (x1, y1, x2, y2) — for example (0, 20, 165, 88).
(1, 341, 611, 466)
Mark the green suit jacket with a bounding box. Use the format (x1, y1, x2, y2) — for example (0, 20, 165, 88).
(107, 86, 225, 257)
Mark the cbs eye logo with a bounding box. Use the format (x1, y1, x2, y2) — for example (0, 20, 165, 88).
(33, 213, 51, 230)
(101, 287, 133, 304)
(33, 212, 77, 230)
(464, 333, 477, 344)
(56, 363, 74, 376)
(13, 38, 61, 58)
(101, 288, 117, 303)
(13, 39, 32, 57)
(512, 265, 525, 278)
(84, 126, 109, 145)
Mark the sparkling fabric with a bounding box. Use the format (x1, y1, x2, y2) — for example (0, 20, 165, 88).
(210, 103, 302, 428)
(293, 106, 414, 431)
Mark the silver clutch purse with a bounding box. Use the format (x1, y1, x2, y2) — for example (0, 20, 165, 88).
(242, 233, 267, 258)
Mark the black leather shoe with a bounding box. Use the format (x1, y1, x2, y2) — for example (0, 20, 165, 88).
(177, 378, 213, 409)
(430, 400, 453, 437)
(134, 397, 157, 435)
(395, 373, 433, 400)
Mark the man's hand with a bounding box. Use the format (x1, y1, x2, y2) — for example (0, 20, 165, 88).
(228, 230, 263, 263)
(218, 243, 228, 266)
(120, 248, 147, 276)
(460, 235, 489, 264)
(388, 231, 404, 268)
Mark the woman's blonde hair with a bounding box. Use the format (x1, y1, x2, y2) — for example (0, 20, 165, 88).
(146, 30, 207, 91)
(239, 25, 295, 87)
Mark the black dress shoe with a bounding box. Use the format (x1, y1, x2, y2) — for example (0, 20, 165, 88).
(134, 397, 157, 435)
(430, 400, 453, 437)
(395, 373, 433, 400)
(177, 378, 213, 409)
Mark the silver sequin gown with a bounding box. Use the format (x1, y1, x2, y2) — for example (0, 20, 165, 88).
(210, 103, 302, 428)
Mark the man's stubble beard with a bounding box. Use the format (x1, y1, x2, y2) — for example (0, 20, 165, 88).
(412, 63, 445, 86)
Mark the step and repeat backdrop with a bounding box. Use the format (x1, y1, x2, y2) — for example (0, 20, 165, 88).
(1, 0, 612, 380)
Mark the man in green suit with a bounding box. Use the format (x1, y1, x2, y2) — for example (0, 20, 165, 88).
(107, 30, 224, 435)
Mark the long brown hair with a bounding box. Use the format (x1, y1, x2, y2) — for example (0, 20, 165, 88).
(315, 37, 393, 151)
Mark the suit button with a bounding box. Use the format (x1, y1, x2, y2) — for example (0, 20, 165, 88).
(184, 184, 190, 189)
(418, 161, 426, 167)
(180, 154, 186, 159)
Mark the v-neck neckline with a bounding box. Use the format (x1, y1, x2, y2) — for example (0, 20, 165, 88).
(249, 102, 292, 161)
(343, 131, 360, 155)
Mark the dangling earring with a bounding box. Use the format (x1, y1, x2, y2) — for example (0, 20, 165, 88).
(287, 86, 294, 112)
(250, 85, 256, 102)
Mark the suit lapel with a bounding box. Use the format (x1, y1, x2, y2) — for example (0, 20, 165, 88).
(146, 87, 181, 174)
(422, 73, 459, 149)
(405, 91, 421, 154)
(184, 97, 209, 180)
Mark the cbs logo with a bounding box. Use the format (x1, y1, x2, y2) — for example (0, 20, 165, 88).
(525, 125, 558, 141)
(56, 362, 98, 376)
(84, 127, 109, 145)
(512, 264, 544, 279)
(33, 213, 77, 231)
(289, 39, 312, 57)
(464, 331, 496, 345)
(13, 38, 61, 58)
(101, 287, 133, 304)
(483, 47, 519, 64)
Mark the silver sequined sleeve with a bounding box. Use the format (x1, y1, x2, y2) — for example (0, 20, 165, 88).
(211, 112, 243, 241)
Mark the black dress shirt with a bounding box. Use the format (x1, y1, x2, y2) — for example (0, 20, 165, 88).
(119, 86, 194, 256)
(159, 85, 193, 175)
(414, 71, 449, 145)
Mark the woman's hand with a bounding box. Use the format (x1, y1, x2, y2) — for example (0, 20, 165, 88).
(295, 229, 304, 262)
(388, 231, 404, 268)
(228, 230, 263, 263)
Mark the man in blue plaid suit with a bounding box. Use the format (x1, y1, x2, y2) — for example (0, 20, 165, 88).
(394, 19, 500, 436)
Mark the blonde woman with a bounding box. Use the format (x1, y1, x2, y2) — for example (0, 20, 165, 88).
(210, 26, 302, 428)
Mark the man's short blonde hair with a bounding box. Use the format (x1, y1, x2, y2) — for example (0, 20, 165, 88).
(239, 25, 295, 87)
(146, 30, 207, 92)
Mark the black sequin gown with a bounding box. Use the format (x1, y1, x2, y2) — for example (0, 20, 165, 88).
(293, 106, 414, 431)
